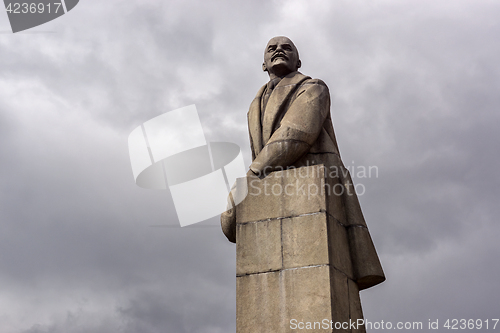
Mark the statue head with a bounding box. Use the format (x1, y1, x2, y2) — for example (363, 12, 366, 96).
(263, 36, 301, 79)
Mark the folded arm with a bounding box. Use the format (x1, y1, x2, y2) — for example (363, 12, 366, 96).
(249, 80, 330, 175)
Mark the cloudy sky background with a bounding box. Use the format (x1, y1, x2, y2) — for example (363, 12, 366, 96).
(1, 0, 499, 332)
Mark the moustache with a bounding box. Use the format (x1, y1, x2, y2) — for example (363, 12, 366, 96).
(272, 53, 289, 61)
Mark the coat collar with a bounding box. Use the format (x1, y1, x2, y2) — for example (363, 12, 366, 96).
(248, 71, 310, 157)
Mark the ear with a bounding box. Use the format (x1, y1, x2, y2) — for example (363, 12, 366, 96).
(262, 62, 268, 72)
(296, 59, 301, 69)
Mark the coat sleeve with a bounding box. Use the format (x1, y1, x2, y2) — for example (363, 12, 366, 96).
(249, 80, 330, 175)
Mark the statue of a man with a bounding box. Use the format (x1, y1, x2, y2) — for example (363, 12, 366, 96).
(222, 37, 384, 330)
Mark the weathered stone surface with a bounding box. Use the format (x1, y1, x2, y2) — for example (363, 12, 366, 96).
(280, 165, 326, 217)
(236, 173, 283, 223)
(237, 266, 333, 333)
(282, 213, 329, 270)
(237, 272, 281, 333)
(324, 165, 347, 225)
(330, 268, 350, 333)
(282, 265, 332, 331)
(347, 226, 385, 290)
(236, 219, 282, 276)
(327, 215, 354, 279)
(348, 278, 365, 333)
(236, 165, 326, 224)
(233, 165, 379, 331)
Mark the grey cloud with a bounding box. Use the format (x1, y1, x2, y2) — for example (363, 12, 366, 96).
(1, 0, 500, 332)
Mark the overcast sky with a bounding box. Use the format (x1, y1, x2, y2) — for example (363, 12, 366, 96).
(1, 0, 499, 332)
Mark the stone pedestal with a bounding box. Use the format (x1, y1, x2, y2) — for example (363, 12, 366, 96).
(235, 165, 365, 333)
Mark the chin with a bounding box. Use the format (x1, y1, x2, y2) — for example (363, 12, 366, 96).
(272, 61, 292, 70)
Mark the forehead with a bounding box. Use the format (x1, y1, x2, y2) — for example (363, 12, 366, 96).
(266, 37, 295, 49)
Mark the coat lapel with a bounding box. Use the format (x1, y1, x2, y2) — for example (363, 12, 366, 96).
(261, 71, 310, 144)
(248, 84, 266, 158)
(248, 71, 310, 159)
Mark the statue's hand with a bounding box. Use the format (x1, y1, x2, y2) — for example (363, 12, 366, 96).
(247, 167, 264, 179)
(221, 170, 256, 243)
(221, 208, 236, 243)
(221, 184, 237, 243)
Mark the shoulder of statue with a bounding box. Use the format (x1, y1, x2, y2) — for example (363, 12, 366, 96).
(302, 78, 329, 89)
(297, 77, 330, 98)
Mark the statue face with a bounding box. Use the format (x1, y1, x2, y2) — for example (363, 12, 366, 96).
(263, 36, 301, 78)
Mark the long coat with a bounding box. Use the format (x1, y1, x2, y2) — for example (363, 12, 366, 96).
(223, 71, 385, 290)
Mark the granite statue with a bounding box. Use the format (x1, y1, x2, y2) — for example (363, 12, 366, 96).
(221, 36, 385, 333)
